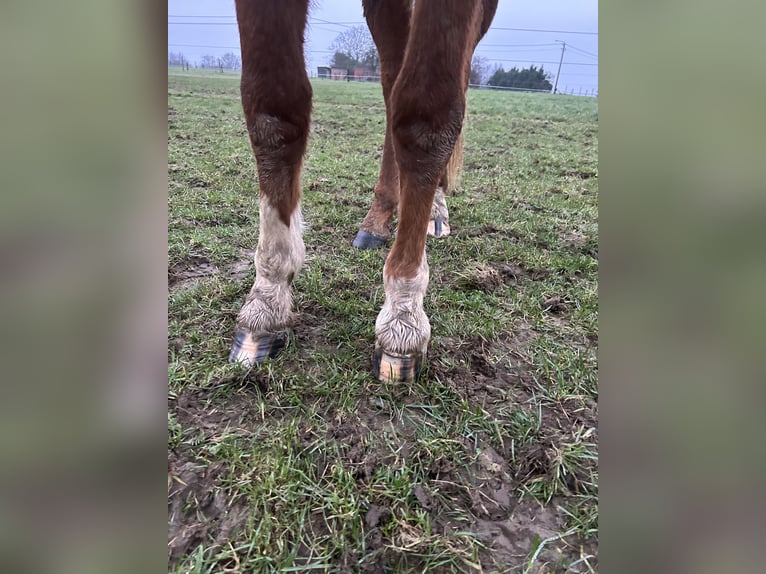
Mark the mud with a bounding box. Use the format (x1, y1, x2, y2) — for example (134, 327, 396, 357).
(168, 255, 219, 292)
(168, 265, 597, 571)
(167, 453, 249, 565)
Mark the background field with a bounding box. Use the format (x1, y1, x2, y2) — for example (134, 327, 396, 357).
(168, 69, 598, 573)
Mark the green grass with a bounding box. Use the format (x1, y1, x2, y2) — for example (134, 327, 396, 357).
(168, 68, 598, 573)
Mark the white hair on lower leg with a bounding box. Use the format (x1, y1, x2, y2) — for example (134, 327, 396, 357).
(236, 196, 304, 333)
(375, 254, 431, 355)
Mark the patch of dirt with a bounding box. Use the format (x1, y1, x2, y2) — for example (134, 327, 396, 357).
(465, 444, 514, 521)
(172, 385, 260, 438)
(560, 231, 598, 260)
(561, 231, 588, 248)
(226, 249, 255, 282)
(317, 404, 538, 571)
(168, 386, 271, 567)
(463, 225, 522, 240)
(451, 260, 551, 294)
(167, 452, 249, 564)
(560, 168, 597, 180)
(322, 402, 412, 483)
(168, 255, 219, 292)
(475, 498, 596, 573)
(542, 295, 568, 315)
(496, 261, 552, 282)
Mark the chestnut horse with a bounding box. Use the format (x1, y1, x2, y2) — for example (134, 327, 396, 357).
(229, 0, 498, 382)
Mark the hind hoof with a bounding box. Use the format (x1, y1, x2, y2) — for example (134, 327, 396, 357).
(372, 347, 424, 383)
(427, 218, 451, 238)
(229, 330, 288, 366)
(353, 229, 388, 249)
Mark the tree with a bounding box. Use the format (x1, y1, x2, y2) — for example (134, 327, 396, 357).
(329, 51, 358, 70)
(329, 25, 377, 69)
(469, 55, 490, 85)
(168, 52, 186, 67)
(199, 54, 218, 69)
(361, 45, 379, 69)
(487, 65, 553, 92)
(220, 52, 241, 71)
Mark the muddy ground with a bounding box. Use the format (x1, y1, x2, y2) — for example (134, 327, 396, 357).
(168, 255, 597, 573)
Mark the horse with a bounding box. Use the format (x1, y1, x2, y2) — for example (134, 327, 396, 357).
(228, 0, 498, 382)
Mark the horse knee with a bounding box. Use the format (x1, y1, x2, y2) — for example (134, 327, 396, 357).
(391, 98, 464, 182)
(241, 76, 311, 165)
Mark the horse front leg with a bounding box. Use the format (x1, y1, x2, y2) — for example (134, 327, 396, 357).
(229, 0, 311, 365)
(373, 0, 491, 382)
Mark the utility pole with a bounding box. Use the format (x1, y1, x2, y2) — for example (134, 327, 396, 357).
(553, 40, 566, 94)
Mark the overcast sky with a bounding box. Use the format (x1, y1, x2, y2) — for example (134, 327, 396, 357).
(168, 1, 598, 95)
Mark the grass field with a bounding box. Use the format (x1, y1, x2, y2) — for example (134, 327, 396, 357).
(168, 68, 598, 573)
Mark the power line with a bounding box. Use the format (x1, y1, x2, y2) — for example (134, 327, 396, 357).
(169, 44, 337, 55)
(168, 15, 366, 27)
(168, 15, 234, 18)
(169, 43, 240, 50)
(167, 18, 360, 28)
(488, 26, 597, 35)
(566, 44, 598, 59)
(168, 21, 237, 25)
(479, 47, 561, 54)
(167, 18, 597, 36)
(309, 17, 355, 29)
(474, 56, 597, 67)
(480, 42, 560, 48)
(550, 71, 600, 76)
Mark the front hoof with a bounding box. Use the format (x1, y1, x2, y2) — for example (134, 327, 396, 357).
(372, 346, 425, 383)
(352, 229, 388, 249)
(427, 218, 451, 238)
(229, 330, 288, 366)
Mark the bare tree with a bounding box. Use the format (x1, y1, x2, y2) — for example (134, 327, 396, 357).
(199, 54, 217, 69)
(469, 55, 490, 85)
(220, 52, 241, 71)
(168, 52, 186, 67)
(329, 25, 377, 68)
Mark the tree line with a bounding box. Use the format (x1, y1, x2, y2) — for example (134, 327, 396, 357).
(169, 27, 554, 92)
(168, 52, 241, 71)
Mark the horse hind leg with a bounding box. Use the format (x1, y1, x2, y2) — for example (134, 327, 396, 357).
(426, 0, 499, 241)
(353, 0, 411, 250)
(427, 131, 463, 238)
(355, 132, 461, 246)
(353, 125, 398, 249)
(230, 0, 311, 365)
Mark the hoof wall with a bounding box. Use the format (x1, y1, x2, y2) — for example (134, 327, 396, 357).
(427, 218, 451, 238)
(373, 347, 424, 383)
(229, 330, 288, 366)
(352, 229, 388, 249)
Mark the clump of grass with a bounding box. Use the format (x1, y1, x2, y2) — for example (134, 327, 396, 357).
(454, 262, 504, 292)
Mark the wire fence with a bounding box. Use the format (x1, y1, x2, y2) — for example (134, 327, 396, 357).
(167, 66, 597, 98)
(308, 72, 598, 98)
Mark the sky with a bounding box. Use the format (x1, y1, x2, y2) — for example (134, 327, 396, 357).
(168, 1, 598, 95)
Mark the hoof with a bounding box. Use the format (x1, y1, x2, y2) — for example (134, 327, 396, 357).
(229, 330, 288, 366)
(372, 346, 424, 383)
(427, 218, 451, 238)
(352, 229, 388, 249)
